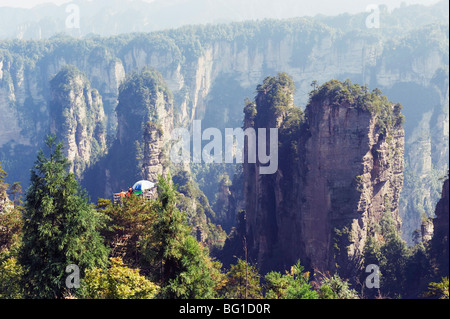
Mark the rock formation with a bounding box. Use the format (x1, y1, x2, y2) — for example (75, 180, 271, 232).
(49, 65, 107, 179)
(83, 67, 173, 199)
(244, 76, 405, 277)
(0, 16, 447, 241)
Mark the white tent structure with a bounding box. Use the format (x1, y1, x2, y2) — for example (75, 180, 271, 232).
(132, 180, 155, 195)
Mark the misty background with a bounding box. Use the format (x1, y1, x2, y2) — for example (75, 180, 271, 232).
(0, 0, 444, 39)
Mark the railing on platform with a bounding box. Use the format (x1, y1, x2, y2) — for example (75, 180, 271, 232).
(113, 188, 157, 206)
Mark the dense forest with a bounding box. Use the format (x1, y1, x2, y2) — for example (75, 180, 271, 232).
(1, 142, 447, 299)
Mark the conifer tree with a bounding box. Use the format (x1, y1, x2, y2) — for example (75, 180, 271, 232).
(223, 259, 262, 299)
(265, 260, 317, 299)
(141, 174, 219, 299)
(19, 135, 109, 298)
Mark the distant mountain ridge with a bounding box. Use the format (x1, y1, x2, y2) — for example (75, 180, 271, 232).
(0, 0, 447, 39)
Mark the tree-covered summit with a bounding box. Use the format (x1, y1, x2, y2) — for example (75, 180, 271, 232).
(309, 79, 405, 134)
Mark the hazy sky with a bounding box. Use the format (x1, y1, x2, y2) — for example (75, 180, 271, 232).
(0, 0, 441, 14)
(0, 0, 153, 8)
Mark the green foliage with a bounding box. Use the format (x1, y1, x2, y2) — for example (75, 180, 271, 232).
(1, 163, 24, 256)
(49, 64, 87, 95)
(0, 162, 7, 185)
(423, 277, 449, 299)
(172, 168, 226, 251)
(19, 135, 109, 299)
(81, 257, 159, 299)
(0, 254, 24, 299)
(243, 98, 257, 126)
(379, 235, 409, 294)
(117, 67, 173, 125)
(255, 72, 296, 126)
(0, 162, 9, 203)
(279, 106, 305, 160)
(318, 274, 359, 299)
(363, 213, 438, 298)
(404, 243, 433, 294)
(163, 236, 221, 299)
(363, 235, 382, 268)
(248, 73, 306, 173)
(265, 260, 318, 299)
(309, 79, 404, 136)
(223, 259, 262, 299)
(0, 163, 24, 299)
(363, 208, 411, 297)
(140, 174, 219, 299)
(0, 202, 23, 254)
(383, 24, 449, 72)
(99, 194, 156, 269)
(332, 226, 352, 269)
(8, 182, 23, 207)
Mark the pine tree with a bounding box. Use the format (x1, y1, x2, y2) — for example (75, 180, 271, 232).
(99, 194, 156, 270)
(19, 135, 109, 298)
(8, 182, 23, 207)
(224, 259, 262, 299)
(265, 260, 318, 299)
(141, 174, 219, 299)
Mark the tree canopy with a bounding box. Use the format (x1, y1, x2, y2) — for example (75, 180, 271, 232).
(19, 135, 109, 298)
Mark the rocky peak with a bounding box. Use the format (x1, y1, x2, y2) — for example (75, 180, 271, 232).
(83, 67, 174, 198)
(49, 65, 107, 179)
(244, 77, 405, 277)
(116, 68, 173, 184)
(305, 81, 405, 276)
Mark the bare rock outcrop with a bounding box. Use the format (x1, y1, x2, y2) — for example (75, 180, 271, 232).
(49, 65, 107, 179)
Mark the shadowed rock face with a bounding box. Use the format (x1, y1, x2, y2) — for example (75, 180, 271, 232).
(77, 68, 174, 200)
(302, 98, 404, 277)
(244, 78, 404, 277)
(143, 121, 165, 183)
(104, 68, 174, 195)
(431, 178, 449, 277)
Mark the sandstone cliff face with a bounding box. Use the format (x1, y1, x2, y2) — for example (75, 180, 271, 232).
(142, 121, 166, 183)
(0, 183, 11, 215)
(49, 66, 107, 179)
(85, 68, 174, 198)
(0, 21, 447, 241)
(118, 71, 173, 185)
(398, 77, 449, 242)
(303, 97, 404, 276)
(244, 78, 404, 276)
(0, 25, 444, 143)
(243, 74, 300, 272)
